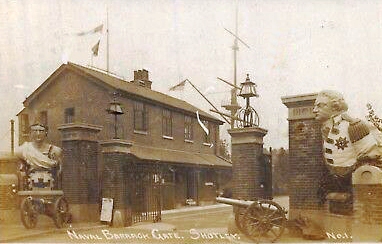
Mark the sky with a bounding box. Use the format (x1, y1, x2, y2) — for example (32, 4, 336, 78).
(1, 0, 382, 152)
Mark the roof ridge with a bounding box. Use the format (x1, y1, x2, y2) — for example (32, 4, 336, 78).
(68, 62, 223, 123)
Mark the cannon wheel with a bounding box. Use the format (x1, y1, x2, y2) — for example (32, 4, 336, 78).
(234, 206, 247, 232)
(53, 196, 69, 228)
(20, 197, 38, 229)
(242, 199, 286, 243)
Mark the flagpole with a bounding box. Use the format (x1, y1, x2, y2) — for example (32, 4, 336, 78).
(106, 5, 110, 73)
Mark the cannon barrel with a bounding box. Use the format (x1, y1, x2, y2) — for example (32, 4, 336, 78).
(216, 197, 254, 208)
(216, 197, 281, 211)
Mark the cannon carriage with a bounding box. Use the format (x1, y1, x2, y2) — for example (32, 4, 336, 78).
(216, 197, 288, 243)
(17, 162, 70, 229)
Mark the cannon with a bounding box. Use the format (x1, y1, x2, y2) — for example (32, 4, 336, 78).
(216, 197, 287, 243)
(17, 165, 70, 229)
(18, 190, 69, 229)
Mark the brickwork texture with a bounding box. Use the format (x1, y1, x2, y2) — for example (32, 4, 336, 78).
(232, 143, 265, 200)
(62, 140, 99, 204)
(288, 119, 326, 210)
(353, 185, 382, 224)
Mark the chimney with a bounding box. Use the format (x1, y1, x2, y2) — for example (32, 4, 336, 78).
(132, 69, 152, 89)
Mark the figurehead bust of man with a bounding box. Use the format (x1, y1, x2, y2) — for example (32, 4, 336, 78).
(313, 90, 382, 176)
(313, 90, 348, 124)
(16, 123, 62, 172)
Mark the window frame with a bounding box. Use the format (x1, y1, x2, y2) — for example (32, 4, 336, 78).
(20, 114, 29, 135)
(184, 115, 193, 141)
(64, 107, 75, 124)
(39, 111, 48, 127)
(134, 101, 148, 132)
(203, 120, 211, 144)
(162, 109, 172, 137)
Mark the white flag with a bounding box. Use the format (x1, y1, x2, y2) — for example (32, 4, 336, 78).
(169, 80, 187, 91)
(77, 24, 103, 36)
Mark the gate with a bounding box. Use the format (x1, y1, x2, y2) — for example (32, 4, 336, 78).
(129, 163, 161, 224)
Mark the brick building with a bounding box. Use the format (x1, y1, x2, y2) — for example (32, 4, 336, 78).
(16, 62, 231, 222)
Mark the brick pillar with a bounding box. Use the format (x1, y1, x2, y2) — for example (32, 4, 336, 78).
(58, 123, 102, 222)
(353, 165, 382, 224)
(100, 139, 133, 227)
(282, 94, 327, 219)
(228, 127, 268, 200)
(351, 165, 382, 241)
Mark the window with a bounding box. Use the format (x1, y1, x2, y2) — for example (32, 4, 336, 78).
(184, 115, 193, 140)
(134, 101, 148, 131)
(20, 114, 29, 135)
(203, 120, 211, 143)
(162, 109, 172, 137)
(39, 111, 48, 126)
(64, 107, 75, 123)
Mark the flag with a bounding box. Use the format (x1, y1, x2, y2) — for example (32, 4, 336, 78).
(92, 40, 100, 56)
(196, 111, 209, 135)
(169, 79, 187, 91)
(77, 24, 104, 36)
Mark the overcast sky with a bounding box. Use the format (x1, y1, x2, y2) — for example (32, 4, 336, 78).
(1, 0, 382, 152)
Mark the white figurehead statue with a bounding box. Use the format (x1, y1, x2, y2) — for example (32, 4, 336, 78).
(16, 123, 63, 189)
(313, 90, 382, 177)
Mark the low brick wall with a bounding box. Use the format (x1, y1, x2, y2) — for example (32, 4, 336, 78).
(353, 185, 382, 224)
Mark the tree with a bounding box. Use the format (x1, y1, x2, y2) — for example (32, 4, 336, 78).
(218, 139, 231, 161)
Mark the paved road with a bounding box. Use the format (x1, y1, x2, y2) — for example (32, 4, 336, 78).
(15, 205, 237, 244)
(9, 196, 314, 244)
(8, 196, 355, 243)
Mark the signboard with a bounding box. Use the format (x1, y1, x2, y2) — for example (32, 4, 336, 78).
(100, 198, 113, 222)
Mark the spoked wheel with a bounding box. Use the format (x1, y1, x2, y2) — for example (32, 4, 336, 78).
(53, 196, 69, 228)
(234, 206, 247, 232)
(20, 197, 38, 229)
(242, 200, 287, 243)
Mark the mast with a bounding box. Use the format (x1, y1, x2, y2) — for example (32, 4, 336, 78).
(233, 3, 239, 89)
(221, 2, 242, 129)
(106, 6, 110, 73)
(232, 3, 239, 128)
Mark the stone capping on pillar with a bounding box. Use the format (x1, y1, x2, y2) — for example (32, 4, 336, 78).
(57, 123, 103, 141)
(100, 139, 133, 154)
(228, 127, 268, 145)
(353, 165, 382, 185)
(281, 93, 318, 120)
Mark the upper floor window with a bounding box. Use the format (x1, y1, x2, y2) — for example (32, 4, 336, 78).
(184, 115, 193, 140)
(20, 114, 29, 135)
(162, 109, 172, 137)
(64, 107, 75, 123)
(39, 111, 48, 127)
(203, 120, 211, 143)
(134, 101, 148, 131)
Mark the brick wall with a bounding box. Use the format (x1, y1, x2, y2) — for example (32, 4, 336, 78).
(231, 143, 265, 200)
(229, 127, 267, 200)
(282, 94, 330, 212)
(101, 153, 129, 209)
(353, 185, 382, 224)
(62, 140, 99, 204)
(288, 118, 326, 210)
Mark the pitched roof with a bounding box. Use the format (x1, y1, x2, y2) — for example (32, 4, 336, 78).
(130, 144, 232, 168)
(23, 62, 223, 124)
